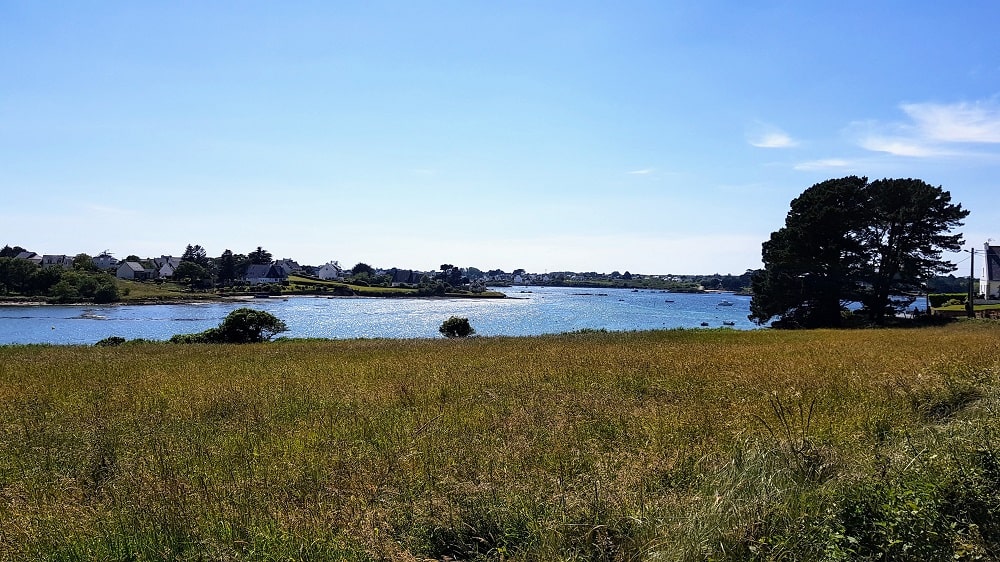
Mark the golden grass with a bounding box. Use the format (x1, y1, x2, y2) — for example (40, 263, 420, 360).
(2, 323, 1000, 559)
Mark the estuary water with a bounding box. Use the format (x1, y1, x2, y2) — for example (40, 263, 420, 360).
(0, 286, 757, 345)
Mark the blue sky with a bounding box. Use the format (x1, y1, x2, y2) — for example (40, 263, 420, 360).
(3, 1, 999, 274)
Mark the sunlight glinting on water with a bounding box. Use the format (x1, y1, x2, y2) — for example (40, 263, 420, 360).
(0, 286, 757, 345)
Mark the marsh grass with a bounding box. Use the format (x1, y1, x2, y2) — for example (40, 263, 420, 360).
(2, 323, 1000, 559)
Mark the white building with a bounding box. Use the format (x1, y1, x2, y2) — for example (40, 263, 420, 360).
(316, 261, 344, 280)
(981, 243, 1000, 300)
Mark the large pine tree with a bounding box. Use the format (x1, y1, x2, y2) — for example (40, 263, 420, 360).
(750, 177, 968, 327)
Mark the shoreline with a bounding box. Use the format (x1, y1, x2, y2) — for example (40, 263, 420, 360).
(0, 292, 509, 307)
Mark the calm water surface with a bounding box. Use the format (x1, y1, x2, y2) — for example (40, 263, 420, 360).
(0, 286, 757, 345)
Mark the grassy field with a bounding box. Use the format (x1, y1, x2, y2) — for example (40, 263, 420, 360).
(2, 323, 1000, 560)
(115, 279, 219, 302)
(936, 303, 1000, 312)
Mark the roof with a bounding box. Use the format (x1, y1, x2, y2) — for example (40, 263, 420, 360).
(245, 264, 285, 279)
(120, 261, 146, 272)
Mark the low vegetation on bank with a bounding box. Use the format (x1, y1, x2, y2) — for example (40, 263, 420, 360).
(283, 274, 506, 299)
(2, 323, 1000, 559)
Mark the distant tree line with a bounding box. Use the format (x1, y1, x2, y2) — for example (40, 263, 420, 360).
(0, 251, 120, 304)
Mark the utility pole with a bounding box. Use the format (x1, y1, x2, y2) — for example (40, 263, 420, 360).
(967, 248, 976, 318)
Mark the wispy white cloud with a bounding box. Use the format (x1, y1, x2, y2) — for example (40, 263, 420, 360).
(855, 99, 1000, 158)
(750, 131, 798, 148)
(747, 123, 799, 148)
(793, 158, 852, 171)
(856, 136, 947, 157)
(901, 101, 1000, 143)
(627, 168, 654, 175)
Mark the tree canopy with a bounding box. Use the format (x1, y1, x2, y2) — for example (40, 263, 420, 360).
(173, 261, 211, 290)
(351, 262, 375, 276)
(750, 177, 968, 327)
(215, 249, 237, 284)
(0, 245, 27, 258)
(248, 246, 272, 265)
(181, 244, 210, 267)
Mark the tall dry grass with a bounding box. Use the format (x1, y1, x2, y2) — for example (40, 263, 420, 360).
(1, 323, 999, 560)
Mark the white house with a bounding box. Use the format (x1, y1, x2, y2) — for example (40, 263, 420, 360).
(316, 261, 344, 280)
(273, 259, 302, 277)
(981, 243, 1000, 300)
(155, 257, 182, 278)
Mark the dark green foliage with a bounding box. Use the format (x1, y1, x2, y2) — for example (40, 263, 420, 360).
(0, 244, 27, 258)
(94, 336, 126, 347)
(172, 260, 211, 290)
(248, 246, 272, 265)
(351, 262, 375, 276)
(751, 176, 869, 328)
(435, 265, 466, 286)
(215, 308, 288, 342)
(181, 243, 210, 267)
(439, 316, 475, 338)
(1, 256, 118, 302)
(752, 177, 968, 327)
(168, 329, 220, 344)
(216, 249, 237, 284)
(171, 308, 288, 344)
(926, 275, 972, 293)
(45, 270, 120, 304)
(92, 281, 120, 304)
(72, 253, 98, 272)
(0, 256, 39, 294)
(418, 280, 448, 296)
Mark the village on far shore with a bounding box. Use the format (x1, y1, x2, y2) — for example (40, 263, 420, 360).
(2, 245, 762, 293)
(4, 242, 1000, 305)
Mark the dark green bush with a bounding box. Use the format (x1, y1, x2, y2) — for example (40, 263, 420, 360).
(170, 308, 288, 344)
(439, 316, 475, 338)
(92, 282, 120, 304)
(94, 336, 126, 347)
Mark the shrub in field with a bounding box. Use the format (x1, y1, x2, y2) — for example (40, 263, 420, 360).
(170, 308, 288, 343)
(439, 316, 475, 338)
(94, 336, 126, 347)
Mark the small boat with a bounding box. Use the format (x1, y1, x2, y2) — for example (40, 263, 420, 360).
(717, 300, 734, 306)
(700, 322, 709, 327)
(722, 321, 735, 326)
(664, 299, 675, 303)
